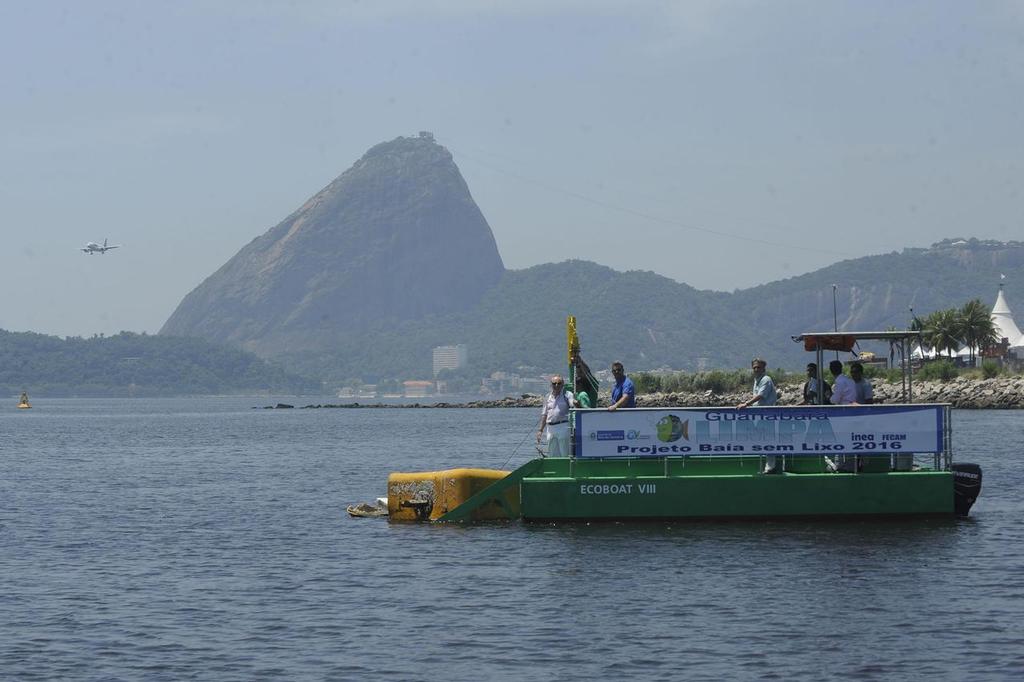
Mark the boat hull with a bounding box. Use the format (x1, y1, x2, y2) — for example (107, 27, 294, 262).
(520, 457, 955, 521)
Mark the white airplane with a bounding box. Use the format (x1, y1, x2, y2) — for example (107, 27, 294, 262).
(81, 238, 121, 255)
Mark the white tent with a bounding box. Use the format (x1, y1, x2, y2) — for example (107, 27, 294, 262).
(992, 285, 1023, 347)
(949, 285, 1024, 363)
(912, 282, 1023, 361)
(917, 284, 1023, 363)
(911, 344, 939, 360)
(949, 343, 991, 368)
(956, 345, 973, 357)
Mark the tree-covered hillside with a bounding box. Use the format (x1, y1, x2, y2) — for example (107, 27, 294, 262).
(274, 260, 757, 382)
(0, 330, 319, 397)
(735, 238, 1024, 367)
(272, 240, 1024, 382)
(12, 240, 1018, 392)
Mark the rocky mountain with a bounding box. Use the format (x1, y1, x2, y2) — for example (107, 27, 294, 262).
(160, 130, 1024, 380)
(161, 133, 505, 356)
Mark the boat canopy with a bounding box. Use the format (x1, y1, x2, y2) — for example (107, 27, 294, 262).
(793, 330, 922, 404)
(794, 330, 922, 344)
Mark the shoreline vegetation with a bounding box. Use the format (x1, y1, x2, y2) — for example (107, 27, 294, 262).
(264, 375, 1024, 410)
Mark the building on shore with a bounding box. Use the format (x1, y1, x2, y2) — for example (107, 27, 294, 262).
(432, 344, 468, 377)
(480, 371, 549, 396)
(403, 380, 434, 398)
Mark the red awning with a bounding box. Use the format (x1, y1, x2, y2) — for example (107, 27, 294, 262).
(803, 334, 857, 352)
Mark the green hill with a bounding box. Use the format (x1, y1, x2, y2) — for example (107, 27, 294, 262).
(0, 330, 319, 397)
(735, 238, 1024, 366)
(273, 240, 1024, 382)
(6, 239, 1021, 393)
(271, 259, 745, 381)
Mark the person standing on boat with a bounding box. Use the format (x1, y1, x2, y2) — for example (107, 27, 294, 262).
(829, 360, 858, 405)
(607, 362, 635, 410)
(571, 349, 599, 408)
(828, 360, 861, 472)
(738, 358, 780, 473)
(801, 362, 832, 405)
(737, 358, 777, 408)
(573, 372, 593, 408)
(849, 362, 874, 404)
(537, 376, 574, 456)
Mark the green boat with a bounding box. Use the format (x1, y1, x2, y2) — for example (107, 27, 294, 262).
(383, 326, 982, 523)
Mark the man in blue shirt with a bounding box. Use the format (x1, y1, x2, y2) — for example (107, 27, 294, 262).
(608, 361, 635, 410)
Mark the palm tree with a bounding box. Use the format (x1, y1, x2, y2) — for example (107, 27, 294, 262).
(923, 309, 962, 359)
(958, 299, 1000, 364)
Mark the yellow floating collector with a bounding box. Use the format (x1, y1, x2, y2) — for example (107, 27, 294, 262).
(387, 468, 519, 522)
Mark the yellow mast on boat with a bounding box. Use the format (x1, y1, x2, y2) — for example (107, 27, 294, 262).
(567, 316, 598, 408)
(567, 316, 579, 366)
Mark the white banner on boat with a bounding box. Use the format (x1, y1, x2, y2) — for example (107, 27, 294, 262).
(572, 405, 944, 458)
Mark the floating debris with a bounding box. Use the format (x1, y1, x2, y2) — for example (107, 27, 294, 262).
(347, 497, 388, 518)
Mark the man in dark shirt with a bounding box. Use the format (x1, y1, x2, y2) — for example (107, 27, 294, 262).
(801, 362, 832, 405)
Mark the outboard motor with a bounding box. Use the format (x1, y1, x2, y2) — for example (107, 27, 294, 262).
(951, 463, 982, 517)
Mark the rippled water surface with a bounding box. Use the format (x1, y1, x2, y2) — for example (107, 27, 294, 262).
(3, 399, 1024, 680)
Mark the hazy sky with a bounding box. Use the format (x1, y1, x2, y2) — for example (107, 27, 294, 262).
(2, 1, 1022, 338)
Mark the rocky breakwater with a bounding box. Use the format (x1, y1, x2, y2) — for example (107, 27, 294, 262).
(262, 377, 1023, 409)
(634, 376, 1024, 409)
(262, 395, 546, 409)
(870, 376, 1024, 409)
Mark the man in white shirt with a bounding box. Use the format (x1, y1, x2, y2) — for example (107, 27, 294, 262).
(828, 360, 859, 472)
(850, 362, 874, 404)
(829, 360, 858, 405)
(536, 375, 575, 457)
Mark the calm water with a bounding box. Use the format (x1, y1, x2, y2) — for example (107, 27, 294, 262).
(2, 399, 1024, 680)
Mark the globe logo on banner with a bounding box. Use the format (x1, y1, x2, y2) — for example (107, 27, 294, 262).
(656, 414, 688, 442)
